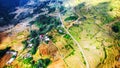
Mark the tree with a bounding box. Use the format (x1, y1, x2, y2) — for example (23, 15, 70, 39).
(22, 57, 33, 64)
(34, 21, 43, 28)
(64, 34, 71, 39)
(30, 46, 37, 55)
(0, 47, 10, 58)
(22, 40, 28, 50)
(64, 15, 78, 22)
(112, 22, 120, 33)
(30, 30, 38, 38)
(44, 58, 51, 66)
(33, 58, 51, 68)
(30, 38, 40, 55)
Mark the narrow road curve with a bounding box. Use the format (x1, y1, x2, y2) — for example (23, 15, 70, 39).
(58, 13, 89, 68)
(56, 0, 89, 68)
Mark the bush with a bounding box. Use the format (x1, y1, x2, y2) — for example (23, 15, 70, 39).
(112, 22, 120, 33)
(30, 46, 37, 55)
(64, 34, 71, 39)
(44, 58, 51, 66)
(0, 47, 10, 58)
(30, 30, 38, 38)
(22, 40, 28, 50)
(64, 15, 78, 22)
(22, 57, 33, 64)
(33, 58, 51, 68)
(33, 16, 61, 34)
(30, 38, 39, 55)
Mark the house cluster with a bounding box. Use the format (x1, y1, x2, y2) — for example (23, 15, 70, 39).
(6, 51, 18, 64)
(26, 34, 50, 48)
(39, 34, 50, 42)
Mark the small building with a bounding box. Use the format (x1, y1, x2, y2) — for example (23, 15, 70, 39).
(11, 52, 17, 56)
(39, 34, 44, 40)
(44, 36, 50, 42)
(6, 51, 17, 56)
(27, 44, 33, 48)
(6, 51, 17, 64)
(6, 58, 15, 64)
(58, 29, 64, 34)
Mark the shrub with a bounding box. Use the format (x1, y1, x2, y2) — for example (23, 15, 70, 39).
(64, 34, 71, 39)
(22, 57, 33, 64)
(112, 22, 120, 33)
(22, 40, 28, 50)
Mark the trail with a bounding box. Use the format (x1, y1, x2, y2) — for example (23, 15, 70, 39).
(56, 1, 90, 67)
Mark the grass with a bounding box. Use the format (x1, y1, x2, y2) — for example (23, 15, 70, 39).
(69, 26, 83, 41)
(64, 50, 86, 68)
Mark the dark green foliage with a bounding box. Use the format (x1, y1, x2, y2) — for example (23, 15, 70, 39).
(65, 45, 70, 50)
(34, 21, 43, 28)
(30, 30, 38, 38)
(64, 43, 74, 51)
(64, 34, 71, 39)
(48, 35, 53, 39)
(60, 6, 65, 12)
(112, 22, 120, 33)
(48, 7, 56, 13)
(34, 15, 61, 34)
(32, 38, 39, 46)
(112, 26, 119, 33)
(33, 59, 44, 68)
(44, 58, 51, 66)
(30, 38, 40, 55)
(22, 40, 28, 50)
(30, 46, 37, 55)
(0, 47, 10, 58)
(33, 58, 51, 68)
(83, 61, 86, 65)
(118, 43, 120, 47)
(11, 55, 16, 58)
(103, 47, 107, 60)
(64, 15, 78, 21)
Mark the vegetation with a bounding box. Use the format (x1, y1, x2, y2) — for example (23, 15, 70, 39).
(111, 22, 120, 40)
(64, 34, 71, 39)
(11, 55, 16, 58)
(22, 57, 33, 64)
(65, 44, 74, 50)
(74, 1, 117, 25)
(57, 27, 65, 34)
(60, 6, 66, 12)
(33, 58, 51, 68)
(0, 47, 10, 58)
(112, 22, 120, 33)
(1, 0, 120, 68)
(48, 7, 56, 13)
(29, 30, 38, 38)
(64, 15, 78, 22)
(30, 38, 40, 55)
(22, 40, 28, 50)
(34, 15, 61, 34)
